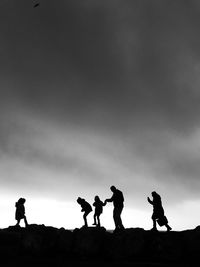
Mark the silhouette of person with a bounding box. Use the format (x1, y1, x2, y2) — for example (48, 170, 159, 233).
(105, 186, 125, 232)
(92, 195, 105, 227)
(15, 198, 28, 227)
(147, 191, 172, 231)
(77, 197, 92, 227)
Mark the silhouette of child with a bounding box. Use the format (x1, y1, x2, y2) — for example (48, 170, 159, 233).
(147, 191, 172, 231)
(77, 197, 92, 227)
(92, 195, 105, 227)
(15, 198, 28, 227)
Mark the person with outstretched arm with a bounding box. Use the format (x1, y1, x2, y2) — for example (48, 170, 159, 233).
(92, 195, 105, 227)
(105, 186, 125, 232)
(147, 191, 172, 231)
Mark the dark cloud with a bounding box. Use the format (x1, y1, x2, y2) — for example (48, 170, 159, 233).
(1, 1, 200, 206)
(0, 1, 198, 132)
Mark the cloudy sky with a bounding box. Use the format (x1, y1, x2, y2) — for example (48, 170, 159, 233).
(1, 0, 200, 230)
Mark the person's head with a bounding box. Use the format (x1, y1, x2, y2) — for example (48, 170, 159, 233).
(18, 198, 26, 204)
(94, 195, 100, 201)
(110, 186, 117, 192)
(77, 197, 84, 204)
(151, 191, 159, 198)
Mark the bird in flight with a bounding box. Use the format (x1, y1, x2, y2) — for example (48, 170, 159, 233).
(33, 3, 40, 8)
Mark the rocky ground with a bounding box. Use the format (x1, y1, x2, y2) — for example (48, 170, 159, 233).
(0, 224, 199, 266)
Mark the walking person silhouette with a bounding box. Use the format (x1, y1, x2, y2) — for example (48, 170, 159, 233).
(77, 197, 92, 227)
(105, 186, 125, 232)
(92, 195, 105, 227)
(147, 191, 172, 231)
(15, 198, 28, 227)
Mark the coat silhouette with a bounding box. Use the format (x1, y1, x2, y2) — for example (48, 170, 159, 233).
(15, 198, 28, 227)
(77, 197, 92, 227)
(147, 191, 172, 231)
(105, 186, 125, 232)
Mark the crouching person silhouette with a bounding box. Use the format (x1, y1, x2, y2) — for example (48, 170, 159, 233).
(92, 195, 105, 227)
(147, 191, 172, 232)
(77, 197, 92, 227)
(15, 198, 28, 227)
(105, 186, 125, 232)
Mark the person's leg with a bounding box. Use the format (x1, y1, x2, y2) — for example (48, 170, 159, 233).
(117, 207, 124, 229)
(24, 216, 28, 227)
(83, 213, 88, 227)
(153, 218, 157, 229)
(97, 215, 100, 227)
(113, 208, 118, 229)
(93, 214, 97, 225)
(113, 207, 124, 229)
(151, 214, 157, 230)
(83, 211, 90, 227)
(165, 223, 172, 231)
(16, 219, 20, 226)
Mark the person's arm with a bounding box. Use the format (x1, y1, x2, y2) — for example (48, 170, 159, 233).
(105, 194, 114, 203)
(100, 200, 106, 206)
(147, 197, 153, 205)
(81, 203, 84, 212)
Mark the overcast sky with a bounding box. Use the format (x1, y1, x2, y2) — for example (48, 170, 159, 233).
(1, 0, 200, 229)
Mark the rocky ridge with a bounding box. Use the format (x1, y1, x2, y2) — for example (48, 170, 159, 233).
(0, 224, 200, 266)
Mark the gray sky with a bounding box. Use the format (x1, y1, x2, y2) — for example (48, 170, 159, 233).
(1, 0, 200, 228)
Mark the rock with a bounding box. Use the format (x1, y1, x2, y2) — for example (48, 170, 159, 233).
(181, 227, 200, 261)
(56, 228, 73, 254)
(106, 228, 145, 260)
(0, 224, 200, 265)
(72, 227, 108, 258)
(0, 228, 21, 257)
(145, 230, 182, 262)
